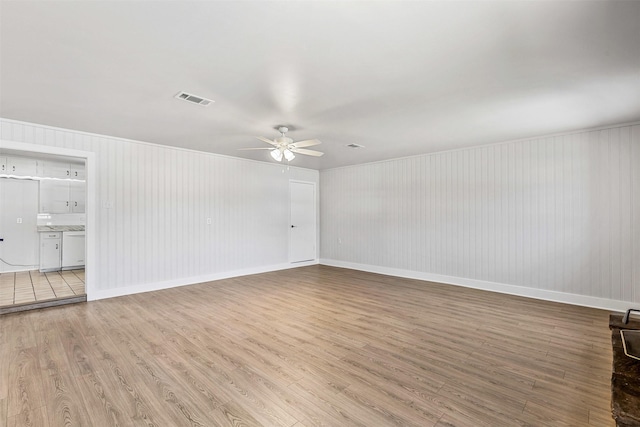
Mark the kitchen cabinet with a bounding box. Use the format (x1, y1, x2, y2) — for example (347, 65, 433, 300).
(69, 181, 86, 213)
(0, 156, 37, 176)
(70, 164, 85, 180)
(38, 159, 86, 213)
(38, 160, 85, 179)
(38, 161, 69, 178)
(39, 180, 85, 213)
(40, 180, 72, 213)
(40, 232, 61, 272)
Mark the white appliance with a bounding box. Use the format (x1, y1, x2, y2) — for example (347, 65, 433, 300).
(62, 231, 85, 269)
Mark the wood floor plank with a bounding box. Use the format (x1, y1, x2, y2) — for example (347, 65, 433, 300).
(0, 265, 616, 426)
(75, 370, 130, 427)
(0, 317, 12, 401)
(287, 379, 374, 427)
(208, 400, 265, 427)
(0, 398, 6, 426)
(7, 347, 45, 418)
(113, 325, 231, 415)
(6, 405, 49, 427)
(340, 380, 442, 427)
(39, 361, 93, 427)
(87, 356, 165, 426)
(104, 333, 211, 426)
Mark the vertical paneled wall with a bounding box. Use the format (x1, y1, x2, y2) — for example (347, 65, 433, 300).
(321, 124, 640, 305)
(0, 118, 318, 298)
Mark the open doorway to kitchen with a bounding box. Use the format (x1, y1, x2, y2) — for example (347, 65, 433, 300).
(0, 142, 93, 314)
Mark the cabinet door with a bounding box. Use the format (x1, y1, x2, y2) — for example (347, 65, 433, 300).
(40, 237, 61, 271)
(7, 157, 37, 176)
(70, 164, 85, 180)
(39, 180, 70, 213)
(39, 161, 70, 179)
(69, 181, 86, 213)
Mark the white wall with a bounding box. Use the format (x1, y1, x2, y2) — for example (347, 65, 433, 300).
(0, 118, 319, 300)
(0, 178, 39, 272)
(321, 124, 640, 310)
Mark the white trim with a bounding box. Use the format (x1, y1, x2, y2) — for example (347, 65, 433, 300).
(89, 260, 319, 301)
(0, 265, 39, 274)
(0, 117, 313, 174)
(320, 258, 637, 312)
(322, 121, 640, 172)
(0, 139, 96, 301)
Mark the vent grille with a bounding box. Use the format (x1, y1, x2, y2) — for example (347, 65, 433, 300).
(174, 91, 214, 106)
(346, 143, 364, 149)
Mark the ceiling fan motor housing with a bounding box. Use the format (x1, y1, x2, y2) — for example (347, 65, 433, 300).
(275, 136, 293, 145)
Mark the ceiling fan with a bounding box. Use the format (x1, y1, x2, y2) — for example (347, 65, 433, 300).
(239, 126, 324, 162)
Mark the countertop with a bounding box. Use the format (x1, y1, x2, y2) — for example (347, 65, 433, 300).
(610, 313, 640, 427)
(37, 225, 85, 232)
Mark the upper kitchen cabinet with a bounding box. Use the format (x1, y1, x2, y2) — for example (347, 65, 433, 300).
(70, 164, 85, 180)
(0, 156, 37, 176)
(40, 180, 85, 213)
(40, 180, 72, 213)
(38, 160, 86, 214)
(69, 181, 86, 213)
(38, 160, 86, 180)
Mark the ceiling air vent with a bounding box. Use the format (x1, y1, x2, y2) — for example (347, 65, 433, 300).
(346, 143, 364, 149)
(174, 91, 214, 106)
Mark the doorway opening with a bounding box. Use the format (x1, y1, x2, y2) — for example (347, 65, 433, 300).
(0, 141, 94, 314)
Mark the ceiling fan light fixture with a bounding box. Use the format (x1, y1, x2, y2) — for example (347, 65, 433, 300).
(245, 126, 323, 162)
(270, 149, 283, 162)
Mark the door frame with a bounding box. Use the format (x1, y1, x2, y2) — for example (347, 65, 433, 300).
(0, 139, 96, 300)
(289, 179, 319, 264)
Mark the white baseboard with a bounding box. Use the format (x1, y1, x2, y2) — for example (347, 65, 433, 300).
(320, 258, 635, 312)
(88, 259, 319, 301)
(0, 265, 39, 274)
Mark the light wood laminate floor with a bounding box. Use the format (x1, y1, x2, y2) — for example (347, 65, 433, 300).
(0, 269, 85, 307)
(0, 265, 614, 426)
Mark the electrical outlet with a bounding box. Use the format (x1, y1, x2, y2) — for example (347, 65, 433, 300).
(16, 218, 22, 224)
(338, 238, 342, 244)
(206, 218, 212, 225)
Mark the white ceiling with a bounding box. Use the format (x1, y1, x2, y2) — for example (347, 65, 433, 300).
(1, 1, 639, 170)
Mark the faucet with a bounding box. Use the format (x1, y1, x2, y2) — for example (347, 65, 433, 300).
(622, 308, 640, 324)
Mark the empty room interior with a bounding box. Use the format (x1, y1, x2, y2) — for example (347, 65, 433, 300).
(1, 1, 640, 426)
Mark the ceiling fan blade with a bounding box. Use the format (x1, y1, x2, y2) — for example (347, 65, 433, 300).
(256, 136, 278, 146)
(290, 139, 321, 148)
(238, 147, 274, 151)
(290, 148, 324, 157)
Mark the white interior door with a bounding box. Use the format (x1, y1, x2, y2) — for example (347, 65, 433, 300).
(290, 181, 317, 263)
(0, 178, 39, 272)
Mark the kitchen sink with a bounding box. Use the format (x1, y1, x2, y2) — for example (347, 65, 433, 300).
(621, 330, 640, 361)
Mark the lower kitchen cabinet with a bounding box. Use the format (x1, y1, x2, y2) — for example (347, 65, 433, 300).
(40, 232, 61, 272)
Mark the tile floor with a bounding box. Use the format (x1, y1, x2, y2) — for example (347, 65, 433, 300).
(0, 269, 85, 307)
